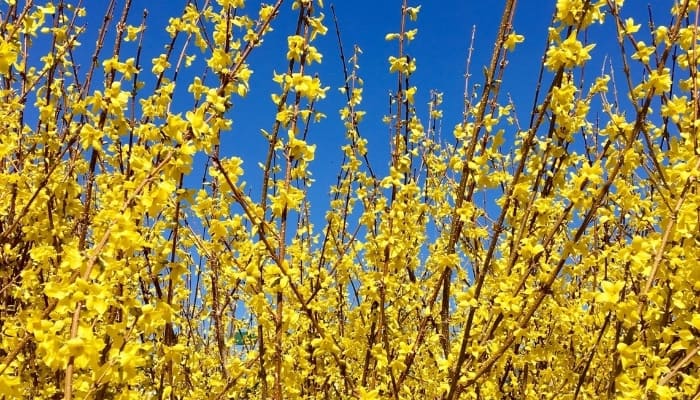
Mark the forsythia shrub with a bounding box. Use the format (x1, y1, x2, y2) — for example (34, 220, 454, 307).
(0, 0, 698, 399)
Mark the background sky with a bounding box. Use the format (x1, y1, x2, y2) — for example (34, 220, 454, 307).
(71, 0, 662, 227)
(220, 0, 553, 191)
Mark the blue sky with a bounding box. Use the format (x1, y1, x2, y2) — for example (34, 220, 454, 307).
(224, 1, 554, 192)
(70, 1, 660, 225)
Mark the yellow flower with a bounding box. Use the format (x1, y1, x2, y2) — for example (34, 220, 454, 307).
(357, 387, 380, 399)
(623, 17, 640, 34)
(596, 280, 625, 304)
(405, 28, 418, 41)
(504, 32, 524, 51)
(405, 86, 417, 104)
(307, 13, 328, 40)
(631, 41, 655, 64)
(287, 35, 305, 62)
(0, 37, 18, 75)
(125, 25, 142, 42)
(406, 5, 421, 21)
(544, 31, 595, 70)
(647, 68, 671, 93)
(186, 106, 209, 137)
(388, 55, 416, 75)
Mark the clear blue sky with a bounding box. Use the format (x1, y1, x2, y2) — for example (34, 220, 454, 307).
(222, 1, 554, 192)
(75, 1, 657, 218)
